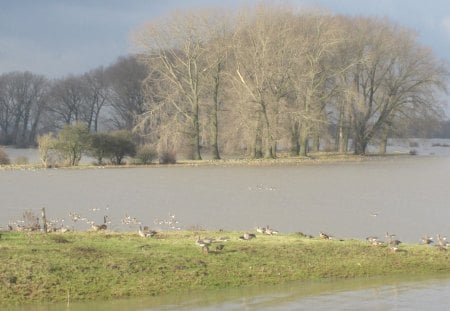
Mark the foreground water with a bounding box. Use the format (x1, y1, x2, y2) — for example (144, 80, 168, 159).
(7, 274, 450, 310)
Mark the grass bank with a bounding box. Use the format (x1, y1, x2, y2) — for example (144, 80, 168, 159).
(0, 230, 448, 306)
(0, 152, 411, 171)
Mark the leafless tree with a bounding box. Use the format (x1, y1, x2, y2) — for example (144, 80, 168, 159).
(0, 71, 48, 146)
(105, 56, 147, 131)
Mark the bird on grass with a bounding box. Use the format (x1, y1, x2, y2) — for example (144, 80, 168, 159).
(138, 226, 157, 238)
(239, 233, 256, 240)
(366, 236, 383, 246)
(319, 232, 331, 240)
(92, 215, 109, 231)
(420, 235, 433, 245)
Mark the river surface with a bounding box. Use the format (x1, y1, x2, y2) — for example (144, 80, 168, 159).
(5, 275, 450, 310)
(1, 150, 450, 310)
(1, 155, 449, 242)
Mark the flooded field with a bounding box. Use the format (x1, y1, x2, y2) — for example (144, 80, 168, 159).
(1, 155, 450, 242)
(2, 145, 450, 310)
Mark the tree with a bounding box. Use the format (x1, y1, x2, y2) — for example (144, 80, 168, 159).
(105, 56, 147, 130)
(53, 124, 90, 166)
(48, 75, 86, 128)
(81, 67, 110, 132)
(134, 10, 218, 160)
(345, 17, 447, 154)
(0, 72, 49, 146)
(232, 4, 296, 158)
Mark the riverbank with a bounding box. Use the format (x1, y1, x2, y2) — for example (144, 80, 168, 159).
(1, 230, 448, 306)
(0, 152, 411, 171)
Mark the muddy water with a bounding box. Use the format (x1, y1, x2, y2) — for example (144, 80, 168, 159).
(7, 275, 450, 310)
(2, 155, 450, 310)
(1, 156, 450, 242)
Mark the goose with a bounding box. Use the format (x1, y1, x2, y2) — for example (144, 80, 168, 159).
(436, 234, 448, 250)
(420, 235, 433, 245)
(319, 232, 331, 240)
(239, 233, 256, 240)
(385, 232, 401, 247)
(138, 226, 157, 238)
(264, 225, 279, 235)
(92, 215, 108, 231)
(256, 226, 266, 234)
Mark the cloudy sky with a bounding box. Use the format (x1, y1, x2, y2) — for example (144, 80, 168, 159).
(1, 0, 450, 78)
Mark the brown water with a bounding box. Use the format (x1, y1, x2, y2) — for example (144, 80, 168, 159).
(6, 274, 450, 310)
(2, 155, 450, 309)
(1, 156, 449, 242)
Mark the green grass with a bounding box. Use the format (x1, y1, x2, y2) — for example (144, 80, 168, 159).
(0, 230, 448, 306)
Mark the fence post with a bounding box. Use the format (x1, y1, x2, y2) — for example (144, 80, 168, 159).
(41, 207, 48, 233)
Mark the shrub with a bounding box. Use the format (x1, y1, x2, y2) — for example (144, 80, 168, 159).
(108, 130, 137, 165)
(89, 133, 112, 165)
(159, 150, 177, 164)
(409, 141, 419, 148)
(37, 133, 58, 168)
(136, 144, 157, 164)
(0, 148, 10, 165)
(53, 124, 91, 166)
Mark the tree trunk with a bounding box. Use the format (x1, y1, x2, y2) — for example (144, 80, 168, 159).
(192, 101, 202, 160)
(261, 104, 273, 159)
(379, 126, 389, 154)
(311, 130, 320, 153)
(290, 120, 300, 156)
(210, 67, 221, 160)
(299, 122, 309, 156)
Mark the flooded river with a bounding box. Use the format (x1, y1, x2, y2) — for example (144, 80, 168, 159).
(1, 155, 449, 242)
(1, 153, 450, 309)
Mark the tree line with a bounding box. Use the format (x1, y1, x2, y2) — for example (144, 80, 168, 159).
(1, 4, 449, 161)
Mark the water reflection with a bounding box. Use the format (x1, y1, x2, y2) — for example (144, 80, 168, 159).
(9, 275, 450, 311)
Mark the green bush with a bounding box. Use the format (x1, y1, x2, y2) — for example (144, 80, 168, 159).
(52, 124, 91, 166)
(136, 144, 157, 164)
(89, 133, 112, 165)
(108, 130, 137, 165)
(89, 130, 136, 165)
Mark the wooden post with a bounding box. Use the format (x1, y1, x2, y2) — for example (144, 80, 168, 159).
(41, 207, 48, 233)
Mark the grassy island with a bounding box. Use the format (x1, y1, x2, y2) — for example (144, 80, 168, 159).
(0, 230, 448, 306)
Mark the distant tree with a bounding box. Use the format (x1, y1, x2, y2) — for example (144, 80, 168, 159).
(53, 124, 90, 166)
(0, 71, 49, 146)
(105, 56, 147, 130)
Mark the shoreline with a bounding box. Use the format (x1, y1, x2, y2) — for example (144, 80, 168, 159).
(1, 230, 448, 306)
(0, 152, 415, 171)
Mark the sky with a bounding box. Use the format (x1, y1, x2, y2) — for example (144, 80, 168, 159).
(1, 0, 450, 78)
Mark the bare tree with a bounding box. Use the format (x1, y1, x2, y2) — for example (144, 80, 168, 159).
(81, 67, 110, 132)
(105, 56, 147, 131)
(344, 17, 447, 154)
(232, 4, 296, 158)
(0, 71, 48, 146)
(134, 10, 218, 160)
(48, 75, 85, 128)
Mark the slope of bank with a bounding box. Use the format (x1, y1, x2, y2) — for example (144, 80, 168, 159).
(0, 231, 448, 306)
